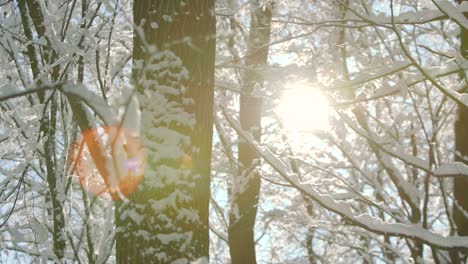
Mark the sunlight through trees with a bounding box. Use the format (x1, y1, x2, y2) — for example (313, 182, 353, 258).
(0, 0, 467, 263)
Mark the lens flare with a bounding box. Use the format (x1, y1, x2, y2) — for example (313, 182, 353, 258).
(179, 153, 192, 169)
(69, 126, 144, 200)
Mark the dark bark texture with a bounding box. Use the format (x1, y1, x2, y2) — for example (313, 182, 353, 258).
(228, 2, 273, 264)
(116, 1, 215, 263)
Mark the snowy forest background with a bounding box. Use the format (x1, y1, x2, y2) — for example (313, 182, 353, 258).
(0, 0, 468, 263)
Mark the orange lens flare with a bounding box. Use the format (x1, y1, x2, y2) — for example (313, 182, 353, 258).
(179, 153, 192, 169)
(69, 126, 144, 200)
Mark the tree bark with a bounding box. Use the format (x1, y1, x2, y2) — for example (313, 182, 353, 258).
(228, 2, 273, 264)
(452, 2, 468, 262)
(116, 1, 215, 263)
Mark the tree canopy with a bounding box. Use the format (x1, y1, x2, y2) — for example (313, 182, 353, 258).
(0, 0, 467, 263)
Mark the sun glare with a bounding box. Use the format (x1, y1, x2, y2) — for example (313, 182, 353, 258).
(276, 84, 330, 132)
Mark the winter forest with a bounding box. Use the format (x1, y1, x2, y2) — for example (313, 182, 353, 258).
(0, 0, 468, 263)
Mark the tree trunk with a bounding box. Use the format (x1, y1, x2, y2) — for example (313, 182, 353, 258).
(228, 2, 273, 264)
(18, 0, 66, 260)
(452, 2, 468, 262)
(116, 1, 216, 263)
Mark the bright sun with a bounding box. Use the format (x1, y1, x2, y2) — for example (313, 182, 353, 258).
(276, 84, 330, 132)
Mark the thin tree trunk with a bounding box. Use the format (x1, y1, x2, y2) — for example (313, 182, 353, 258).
(116, 1, 216, 262)
(18, 0, 66, 260)
(452, 1, 468, 262)
(228, 2, 273, 264)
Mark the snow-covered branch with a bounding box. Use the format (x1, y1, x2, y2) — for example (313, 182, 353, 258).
(224, 108, 468, 249)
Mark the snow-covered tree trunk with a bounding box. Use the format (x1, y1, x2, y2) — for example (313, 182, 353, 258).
(228, 1, 273, 263)
(115, 1, 216, 263)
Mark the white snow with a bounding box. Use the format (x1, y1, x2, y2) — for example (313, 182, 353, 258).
(434, 162, 468, 178)
(61, 82, 117, 125)
(433, 0, 468, 30)
(223, 107, 468, 249)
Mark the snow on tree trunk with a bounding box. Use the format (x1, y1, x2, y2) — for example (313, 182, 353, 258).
(115, 1, 215, 263)
(227, 1, 273, 264)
